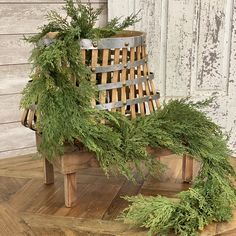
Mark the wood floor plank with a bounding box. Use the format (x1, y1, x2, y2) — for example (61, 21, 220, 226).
(55, 183, 122, 219)
(76, 173, 125, 185)
(8, 178, 65, 214)
(0, 154, 43, 179)
(0, 202, 35, 236)
(0, 176, 29, 202)
(32, 227, 113, 236)
(216, 229, 236, 236)
(8, 177, 123, 219)
(141, 179, 191, 198)
(21, 212, 146, 236)
(102, 174, 144, 220)
(200, 224, 217, 236)
(215, 210, 236, 235)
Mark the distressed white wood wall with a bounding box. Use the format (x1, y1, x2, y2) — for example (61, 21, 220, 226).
(109, 0, 236, 154)
(0, 0, 107, 159)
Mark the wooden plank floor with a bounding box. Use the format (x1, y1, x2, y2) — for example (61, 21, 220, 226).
(0, 154, 235, 236)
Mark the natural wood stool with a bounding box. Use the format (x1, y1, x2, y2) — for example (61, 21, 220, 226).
(22, 30, 194, 207)
(36, 133, 193, 207)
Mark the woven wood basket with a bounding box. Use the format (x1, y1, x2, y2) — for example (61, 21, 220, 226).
(21, 30, 160, 130)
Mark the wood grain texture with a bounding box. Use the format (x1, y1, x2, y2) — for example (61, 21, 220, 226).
(182, 155, 194, 183)
(0, 35, 32, 65)
(0, 0, 107, 3)
(195, 0, 227, 91)
(227, 0, 236, 154)
(64, 173, 77, 207)
(134, 0, 162, 95)
(108, 0, 135, 28)
(21, 213, 146, 236)
(0, 94, 22, 123)
(0, 122, 35, 155)
(0, 202, 35, 235)
(0, 64, 31, 95)
(44, 158, 55, 185)
(0, 176, 28, 202)
(0, 3, 107, 34)
(0, 154, 235, 235)
(165, 0, 194, 97)
(0, 146, 37, 160)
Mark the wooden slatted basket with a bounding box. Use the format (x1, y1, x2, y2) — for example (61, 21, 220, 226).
(21, 30, 160, 129)
(21, 31, 192, 207)
(81, 30, 160, 117)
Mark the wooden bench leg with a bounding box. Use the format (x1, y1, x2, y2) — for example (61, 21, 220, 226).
(182, 155, 193, 183)
(64, 172, 77, 207)
(44, 158, 54, 185)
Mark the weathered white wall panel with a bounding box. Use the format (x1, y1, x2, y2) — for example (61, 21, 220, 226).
(0, 122, 35, 153)
(196, 0, 226, 91)
(134, 0, 163, 94)
(0, 3, 107, 34)
(0, 64, 31, 95)
(109, 0, 236, 154)
(0, 4, 63, 34)
(227, 0, 236, 152)
(0, 35, 32, 65)
(0, 0, 108, 158)
(165, 0, 194, 97)
(0, 94, 22, 123)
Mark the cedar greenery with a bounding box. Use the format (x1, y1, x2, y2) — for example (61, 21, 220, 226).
(21, 0, 158, 180)
(20, 1, 236, 235)
(121, 100, 236, 235)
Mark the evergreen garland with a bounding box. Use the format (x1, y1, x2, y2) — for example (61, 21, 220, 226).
(20, 1, 236, 235)
(21, 0, 159, 180)
(121, 100, 236, 235)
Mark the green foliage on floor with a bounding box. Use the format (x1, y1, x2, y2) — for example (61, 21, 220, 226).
(20, 1, 236, 235)
(121, 100, 236, 235)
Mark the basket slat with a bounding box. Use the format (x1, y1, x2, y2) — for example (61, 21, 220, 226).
(100, 49, 109, 105)
(91, 49, 98, 107)
(141, 46, 154, 113)
(129, 47, 136, 119)
(136, 45, 145, 116)
(111, 49, 120, 112)
(121, 48, 128, 115)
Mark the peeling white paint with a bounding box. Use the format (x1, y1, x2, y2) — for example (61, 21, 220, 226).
(109, 0, 236, 154)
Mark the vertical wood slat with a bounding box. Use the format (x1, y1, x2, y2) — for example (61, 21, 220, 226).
(44, 158, 54, 185)
(141, 46, 154, 113)
(64, 172, 77, 208)
(100, 49, 109, 105)
(81, 49, 86, 65)
(91, 49, 98, 107)
(121, 48, 128, 115)
(27, 110, 35, 130)
(136, 46, 145, 116)
(129, 48, 136, 119)
(182, 155, 193, 183)
(143, 46, 159, 109)
(111, 49, 120, 112)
